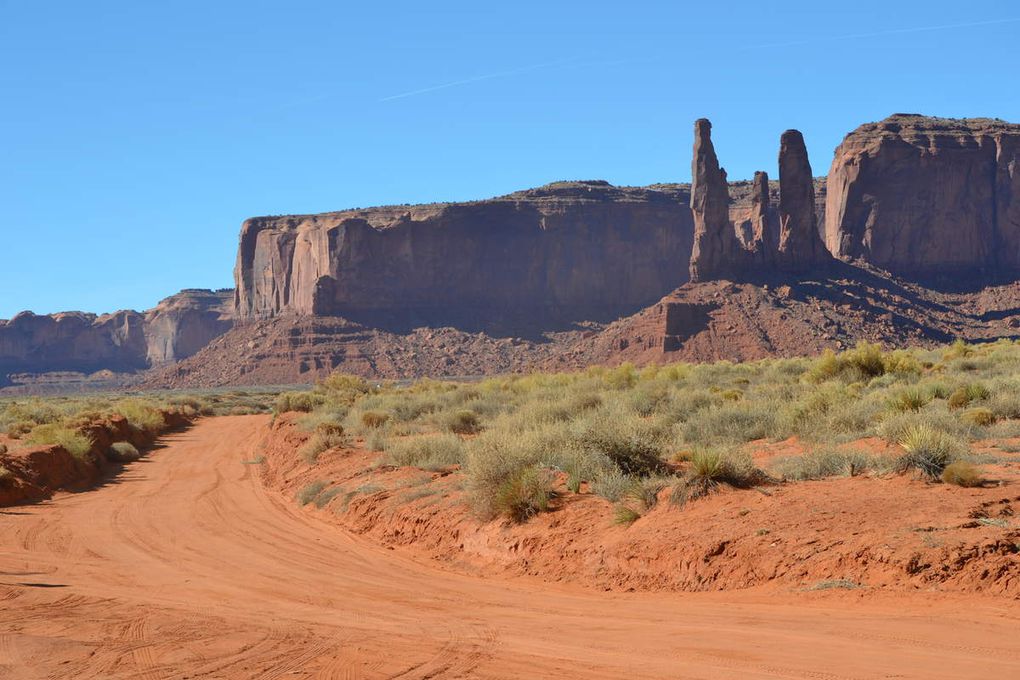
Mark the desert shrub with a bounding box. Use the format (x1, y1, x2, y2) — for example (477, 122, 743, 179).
(365, 428, 388, 451)
(317, 373, 371, 399)
(465, 430, 555, 520)
(107, 441, 140, 462)
(490, 465, 552, 522)
(300, 429, 350, 464)
(613, 504, 641, 525)
(274, 391, 326, 414)
(360, 411, 390, 429)
(897, 424, 968, 479)
(771, 448, 872, 481)
(112, 399, 165, 433)
(440, 409, 481, 435)
(313, 486, 344, 508)
(671, 449, 764, 506)
(943, 339, 973, 360)
(383, 433, 465, 470)
(682, 402, 775, 447)
(948, 383, 990, 410)
(988, 391, 1020, 419)
(590, 468, 633, 502)
(961, 407, 996, 427)
(940, 461, 983, 487)
(0, 443, 7, 455)
(878, 410, 970, 444)
(574, 410, 667, 476)
(888, 387, 931, 412)
(25, 424, 93, 459)
(296, 480, 328, 506)
(805, 342, 884, 383)
(630, 476, 669, 509)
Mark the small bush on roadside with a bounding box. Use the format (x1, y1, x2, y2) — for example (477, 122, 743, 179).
(490, 465, 552, 522)
(613, 504, 641, 525)
(112, 399, 165, 433)
(275, 391, 326, 414)
(591, 468, 633, 502)
(383, 433, 465, 470)
(671, 449, 764, 506)
(300, 429, 350, 464)
(940, 461, 983, 487)
(107, 441, 140, 462)
(25, 424, 93, 459)
(296, 480, 328, 506)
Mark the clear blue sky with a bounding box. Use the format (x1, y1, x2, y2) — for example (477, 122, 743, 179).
(2, 0, 1019, 318)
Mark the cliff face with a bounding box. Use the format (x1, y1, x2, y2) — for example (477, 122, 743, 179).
(0, 289, 233, 383)
(234, 181, 697, 322)
(825, 114, 1020, 279)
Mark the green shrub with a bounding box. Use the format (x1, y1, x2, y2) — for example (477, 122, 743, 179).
(613, 504, 641, 525)
(671, 449, 764, 506)
(383, 433, 465, 470)
(490, 465, 552, 522)
(897, 424, 968, 479)
(888, 387, 931, 412)
(112, 399, 165, 433)
(25, 424, 93, 459)
(940, 461, 983, 487)
(275, 391, 326, 414)
(107, 441, 140, 462)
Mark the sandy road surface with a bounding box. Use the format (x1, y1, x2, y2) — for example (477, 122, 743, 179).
(1, 415, 1019, 679)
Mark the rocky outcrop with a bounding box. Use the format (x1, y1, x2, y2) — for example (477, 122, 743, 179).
(690, 121, 829, 281)
(144, 289, 234, 364)
(0, 289, 233, 385)
(234, 181, 696, 323)
(777, 130, 829, 271)
(689, 119, 749, 281)
(825, 114, 1020, 280)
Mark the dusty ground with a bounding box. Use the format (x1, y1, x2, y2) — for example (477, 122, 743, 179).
(2, 415, 1019, 679)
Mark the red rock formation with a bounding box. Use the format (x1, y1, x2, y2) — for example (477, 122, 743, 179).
(777, 130, 829, 271)
(747, 171, 775, 266)
(825, 114, 1020, 279)
(234, 181, 695, 322)
(689, 119, 748, 282)
(0, 289, 233, 386)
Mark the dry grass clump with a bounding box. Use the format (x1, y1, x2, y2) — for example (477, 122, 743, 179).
(107, 441, 140, 462)
(24, 424, 93, 459)
(301, 428, 350, 464)
(804, 342, 919, 384)
(296, 480, 328, 506)
(360, 411, 390, 429)
(383, 433, 465, 470)
(940, 460, 983, 487)
(897, 424, 968, 479)
(961, 407, 996, 427)
(771, 448, 873, 481)
(948, 383, 991, 410)
(440, 409, 481, 435)
(671, 449, 765, 507)
(112, 398, 166, 433)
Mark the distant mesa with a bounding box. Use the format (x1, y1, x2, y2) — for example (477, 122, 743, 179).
(4, 113, 1020, 390)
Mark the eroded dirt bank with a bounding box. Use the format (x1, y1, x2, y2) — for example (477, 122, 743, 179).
(2, 415, 1019, 679)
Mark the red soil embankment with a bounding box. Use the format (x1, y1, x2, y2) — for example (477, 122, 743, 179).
(0, 411, 190, 506)
(260, 414, 1020, 596)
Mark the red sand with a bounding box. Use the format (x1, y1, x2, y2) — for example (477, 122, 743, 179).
(1, 415, 1018, 679)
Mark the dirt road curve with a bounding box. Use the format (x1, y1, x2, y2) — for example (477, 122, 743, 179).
(2, 416, 1019, 679)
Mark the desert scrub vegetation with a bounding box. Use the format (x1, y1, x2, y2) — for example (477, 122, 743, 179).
(282, 339, 1020, 520)
(24, 424, 93, 459)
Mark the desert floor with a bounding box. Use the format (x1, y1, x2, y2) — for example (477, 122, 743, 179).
(2, 415, 1018, 679)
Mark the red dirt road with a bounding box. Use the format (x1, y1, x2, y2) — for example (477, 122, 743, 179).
(2, 415, 1018, 679)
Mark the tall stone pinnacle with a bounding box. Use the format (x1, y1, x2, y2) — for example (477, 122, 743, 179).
(689, 119, 744, 281)
(777, 129, 829, 270)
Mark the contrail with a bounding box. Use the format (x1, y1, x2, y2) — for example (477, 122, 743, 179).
(741, 16, 1020, 50)
(379, 57, 579, 102)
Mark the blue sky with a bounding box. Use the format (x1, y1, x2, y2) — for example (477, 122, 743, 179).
(2, 0, 1019, 317)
